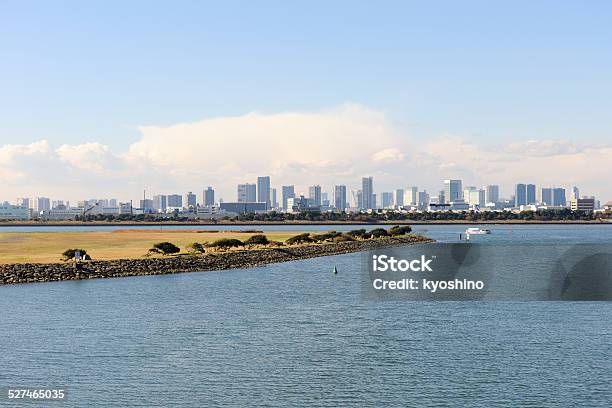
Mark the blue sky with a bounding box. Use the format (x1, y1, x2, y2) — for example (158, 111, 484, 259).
(1, 0, 611, 150)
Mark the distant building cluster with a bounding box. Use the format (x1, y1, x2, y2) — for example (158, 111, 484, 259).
(0, 176, 607, 221)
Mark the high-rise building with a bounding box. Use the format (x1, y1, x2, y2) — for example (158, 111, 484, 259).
(485, 185, 499, 204)
(271, 188, 278, 209)
(281, 185, 295, 211)
(541, 188, 553, 205)
(351, 189, 363, 209)
(570, 197, 595, 211)
(184, 192, 197, 208)
(257, 176, 271, 208)
(109, 199, 118, 207)
(417, 191, 430, 206)
(140, 199, 154, 213)
(34, 197, 51, 212)
(361, 177, 374, 209)
(527, 184, 536, 204)
(572, 186, 580, 200)
(308, 185, 322, 206)
(438, 190, 445, 205)
(552, 188, 566, 206)
(395, 189, 404, 207)
(381, 192, 394, 208)
(17, 198, 30, 209)
(404, 186, 418, 206)
(515, 183, 527, 207)
(203, 187, 215, 206)
(333, 185, 347, 211)
(237, 183, 256, 202)
(444, 180, 462, 203)
(467, 189, 486, 207)
(463, 186, 477, 200)
(321, 192, 330, 207)
(167, 194, 182, 208)
(153, 195, 167, 212)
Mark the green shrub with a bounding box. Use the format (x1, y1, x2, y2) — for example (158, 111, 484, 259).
(333, 234, 355, 242)
(186, 242, 205, 254)
(62, 248, 87, 260)
(347, 229, 367, 238)
(211, 238, 244, 248)
(244, 234, 269, 245)
(286, 233, 312, 245)
(152, 242, 181, 255)
(389, 225, 412, 236)
(311, 231, 341, 242)
(368, 228, 388, 238)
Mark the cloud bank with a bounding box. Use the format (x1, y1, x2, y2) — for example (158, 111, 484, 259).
(1, 104, 610, 203)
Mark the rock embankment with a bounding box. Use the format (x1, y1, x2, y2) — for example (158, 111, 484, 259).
(0, 235, 433, 285)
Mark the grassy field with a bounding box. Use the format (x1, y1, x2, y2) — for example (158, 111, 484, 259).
(0, 230, 302, 264)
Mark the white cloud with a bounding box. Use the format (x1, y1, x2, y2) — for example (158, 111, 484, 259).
(0, 104, 610, 203)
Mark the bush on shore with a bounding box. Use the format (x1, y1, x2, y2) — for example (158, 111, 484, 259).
(62, 248, 88, 260)
(333, 234, 355, 242)
(244, 234, 270, 246)
(186, 242, 206, 254)
(150, 242, 181, 255)
(210, 238, 244, 249)
(367, 228, 388, 238)
(286, 233, 313, 245)
(311, 231, 342, 242)
(388, 225, 412, 236)
(347, 229, 367, 238)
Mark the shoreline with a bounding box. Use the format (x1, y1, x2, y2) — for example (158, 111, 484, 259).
(0, 235, 433, 285)
(0, 220, 610, 227)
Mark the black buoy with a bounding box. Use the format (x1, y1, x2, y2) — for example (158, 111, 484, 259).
(333, 265, 338, 274)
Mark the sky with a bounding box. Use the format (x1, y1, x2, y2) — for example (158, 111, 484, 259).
(1, 1, 611, 203)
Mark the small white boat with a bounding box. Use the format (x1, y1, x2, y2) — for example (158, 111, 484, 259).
(465, 227, 491, 235)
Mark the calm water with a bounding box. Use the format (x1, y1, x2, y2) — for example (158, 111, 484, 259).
(0, 225, 610, 407)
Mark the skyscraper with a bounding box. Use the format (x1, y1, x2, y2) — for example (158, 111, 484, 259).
(527, 184, 536, 205)
(541, 188, 552, 205)
(281, 185, 295, 211)
(184, 192, 197, 208)
(271, 188, 278, 209)
(552, 188, 566, 206)
(308, 185, 322, 206)
(238, 183, 256, 202)
(404, 186, 418, 206)
(485, 185, 499, 204)
(515, 183, 527, 207)
(572, 186, 580, 200)
(444, 180, 462, 203)
(167, 194, 182, 208)
(361, 177, 374, 209)
(203, 187, 215, 206)
(395, 189, 404, 207)
(257, 176, 271, 208)
(333, 185, 347, 211)
(153, 195, 167, 212)
(381, 192, 394, 208)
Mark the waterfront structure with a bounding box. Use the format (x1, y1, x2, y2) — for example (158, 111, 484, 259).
(167, 194, 182, 208)
(0, 203, 30, 220)
(570, 197, 595, 211)
(333, 185, 347, 211)
(203, 187, 215, 206)
(257, 176, 271, 208)
(237, 183, 256, 202)
(485, 185, 499, 204)
(361, 177, 374, 210)
(39, 207, 83, 220)
(119, 202, 133, 215)
(220, 202, 268, 215)
(281, 185, 295, 211)
(309, 185, 322, 206)
(395, 189, 404, 207)
(444, 180, 462, 204)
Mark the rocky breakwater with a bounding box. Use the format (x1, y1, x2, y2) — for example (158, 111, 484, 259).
(0, 235, 433, 285)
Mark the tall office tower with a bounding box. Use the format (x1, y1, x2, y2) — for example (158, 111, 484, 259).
(35, 197, 51, 212)
(417, 191, 430, 206)
(203, 187, 215, 206)
(257, 176, 271, 208)
(404, 186, 418, 206)
(572, 186, 580, 200)
(333, 185, 347, 211)
(444, 180, 462, 203)
(552, 188, 566, 206)
(395, 189, 404, 207)
(140, 199, 154, 213)
(526, 184, 536, 204)
(308, 185, 322, 206)
(438, 190, 445, 205)
(167, 194, 182, 208)
(515, 183, 527, 207)
(467, 189, 486, 207)
(109, 199, 118, 207)
(372, 193, 377, 209)
(381, 192, 394, 208)
(351, 189, 363, 209)
(463, 186, 477, 200)
(541, 188, 553, 205)
(485, 185, 499, 204)
(237, 183, 256, 202)
(281, 185, 295, 211)
(321, 192, 330, 207)
(271, 188, 278, 209)
(17, 198, 30, 208)
(153, 195, 167, 212)
(184, 192, 197, 208)
(361, 177, 374, 209)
